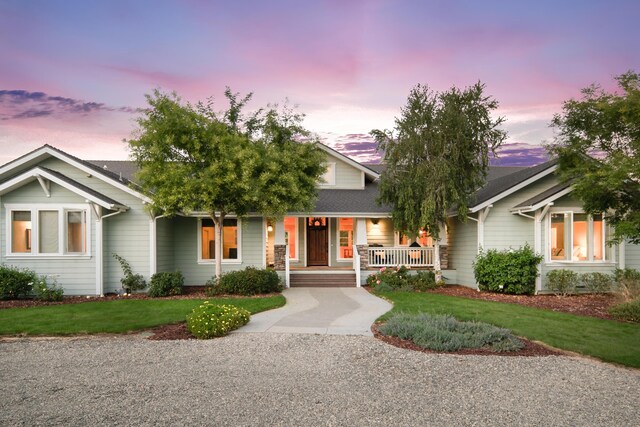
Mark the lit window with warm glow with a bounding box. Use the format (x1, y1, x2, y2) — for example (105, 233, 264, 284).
(284, 217, 297, 259)
(11, 211, 31, 253)
(338, 218, 354, 259)
(549, 212, 606, 262)
(201, 218, 238, 260)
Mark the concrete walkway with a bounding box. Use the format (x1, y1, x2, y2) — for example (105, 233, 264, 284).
(235, 287, 392, 336)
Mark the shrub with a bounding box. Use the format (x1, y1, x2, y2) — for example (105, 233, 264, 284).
(33, 277, 64, 302)
(613, 268, 640, 302)
(379, 312, 523, 352)
(608, 299, 640, 323)
(113, 253, 146, 293)
(186, 302, 250, 339)
(0, 265, 37, 300)
(407, 271, 437, 292)
(206, 267, 282, 296)
(148, 271, 184, 297)
(473, 245, 542, 295)
(580, 272, 613, 294)
(546, 269, 579, 296)
(373, 282, 394, 292)
(366, 266, 410, 290)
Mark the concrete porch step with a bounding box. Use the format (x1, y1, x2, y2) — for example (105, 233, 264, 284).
(289, 273, 357, 288)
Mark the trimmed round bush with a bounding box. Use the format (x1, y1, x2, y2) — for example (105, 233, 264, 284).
(0, 265, 37, 300)
(581, 272, 613, 294)
(206, 267, 282, 296)
(473, 245, 542, 295)
(608, 299, 640, 323)
(546, 269, 579, 296)
(148, 271, 184, 297)
(186, 302, 250, 339)
(407, 271, 437, 291)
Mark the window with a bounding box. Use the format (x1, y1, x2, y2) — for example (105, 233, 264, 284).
(7, 206, 89, 256)
(200, 218, 239, 260)
(338, 218, 354, 259)
(549, 212, 606, 262)
(396, 229, 433, 247)
(321, 163, 336, 186)
(284, 217, 297, 260)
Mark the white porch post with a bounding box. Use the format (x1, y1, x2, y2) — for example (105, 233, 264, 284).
(149, 217, 156, 277)
(477, 205, 492, 254)
(95, 206, 103, 296)
(356, 218, 367, 245)
(534, 210, 542, 294)
(619, 240, 626, 269)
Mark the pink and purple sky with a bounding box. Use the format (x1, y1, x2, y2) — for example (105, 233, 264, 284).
(1, 0, 638, 166)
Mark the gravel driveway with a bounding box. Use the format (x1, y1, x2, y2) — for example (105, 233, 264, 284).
(1, 334, 639, 426)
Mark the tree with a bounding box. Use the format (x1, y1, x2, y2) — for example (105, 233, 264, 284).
(371, 83, 506, 278)
(128, 89, 325, 277)
(548, 71, 640, 244)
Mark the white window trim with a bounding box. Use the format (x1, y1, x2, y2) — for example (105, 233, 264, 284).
(545, 209, 608, 265)
(336, 217, 354, 261)
(5, 203, 92, 258)
(318, 162, 336, 187)
(284, 217, 299, 262)
(196, 217, 242, 264)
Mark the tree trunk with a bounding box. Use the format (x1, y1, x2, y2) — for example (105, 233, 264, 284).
(434, 238, 442, 282)
(212, 212, 225, 278)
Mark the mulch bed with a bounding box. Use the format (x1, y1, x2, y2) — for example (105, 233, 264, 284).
(429, 285, 617, 320)
(371, 323, 562, 357)
(146, 322, 194, 340)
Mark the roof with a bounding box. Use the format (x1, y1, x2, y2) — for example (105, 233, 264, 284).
(87, 160, 138, 182)
(467, 159, 558, 213)
(0, 166, 127, 210)
(303, 182, 391, 214)
(511, 182, 572, 212)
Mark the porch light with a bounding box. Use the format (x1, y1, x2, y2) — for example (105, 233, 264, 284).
(371, 218, 379, 225)
(267, 225, 273, 233)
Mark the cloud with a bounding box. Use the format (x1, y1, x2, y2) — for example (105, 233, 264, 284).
(491, 143, 549, 166)
(0, 90, 136, 121)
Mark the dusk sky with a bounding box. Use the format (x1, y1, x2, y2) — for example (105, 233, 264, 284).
(1, 0, 638, 166)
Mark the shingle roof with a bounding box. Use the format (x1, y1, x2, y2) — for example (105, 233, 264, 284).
(512, 181, 572, 210)
(309, 182, 391, 213)
(468, 159, 558, 209)
(87, 160, 138, 182)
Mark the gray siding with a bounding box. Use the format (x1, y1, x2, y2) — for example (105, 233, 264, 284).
(626, 242, 640, 270)
(156, 217, 174, 272)
(0, 181, 97, 295)
(173, 216, 264, 286)
(322, 152, 364, 189)
(448, 217, 477, 287)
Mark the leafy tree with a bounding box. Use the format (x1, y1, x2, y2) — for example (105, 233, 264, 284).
(128, 89, 325, 277)
(371, 83, 506, 278)
(548, 71, 640, 244)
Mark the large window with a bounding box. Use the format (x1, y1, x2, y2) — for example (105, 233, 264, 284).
(284, 217, 297, 260)
(396, 229, 433, 247)
(8, 206, 88, 256)
(200, 218, 239, 261)
(549, 212, 606, 262)
(337, 218, 353, 259)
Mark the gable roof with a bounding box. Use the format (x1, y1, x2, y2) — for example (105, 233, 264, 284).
(467, 159, 558, 213)
(0, 145, 151, 203)
(0, 166, 127, 210)
(510, 182, 573, 213)
(316, 143, 380, 180)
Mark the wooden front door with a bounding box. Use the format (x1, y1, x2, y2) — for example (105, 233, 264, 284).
(307, 217, 328, 266)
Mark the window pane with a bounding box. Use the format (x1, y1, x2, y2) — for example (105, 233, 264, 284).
(12, 211, 31, 253)
(417, 229, 433, 246)
(39, 211, 59, 253)
(593, 214, 603, 261)
(201, 218, 238, 260)
(550, 213, 568, 260)
(67, 211, 85, 253)
(399, 233, 410, 246)
(572, 213, 588, 261)
(338, 218, 353, 259)
(284, 217, 297, 259)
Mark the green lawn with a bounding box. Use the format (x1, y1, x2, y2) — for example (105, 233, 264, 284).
(0, 296, 285, 336)
(377, 291, 640, 368)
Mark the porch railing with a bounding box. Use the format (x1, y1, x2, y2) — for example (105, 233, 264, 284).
(368, 246, 435, 268)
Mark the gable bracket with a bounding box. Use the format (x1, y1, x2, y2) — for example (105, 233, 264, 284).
(36, 174, 50, 198)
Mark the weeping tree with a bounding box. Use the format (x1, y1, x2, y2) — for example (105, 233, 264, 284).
(128, 89, 325, 277)
(547, 71, 640, 244)
(371, 82, 507, 279)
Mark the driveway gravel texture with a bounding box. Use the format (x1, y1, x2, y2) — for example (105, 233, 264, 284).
(1, 334, 639, 426)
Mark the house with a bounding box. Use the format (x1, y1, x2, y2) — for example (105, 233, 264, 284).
(0, 144, 638, 295)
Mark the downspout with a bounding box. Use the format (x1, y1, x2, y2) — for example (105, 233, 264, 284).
(96, 209, 126, 296)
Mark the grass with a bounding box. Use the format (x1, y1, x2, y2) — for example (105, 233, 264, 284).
(377, 291, 640, 368)
(0, 295, 285, 336)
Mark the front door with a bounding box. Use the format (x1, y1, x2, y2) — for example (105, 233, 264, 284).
(307, 217, 328, 266)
